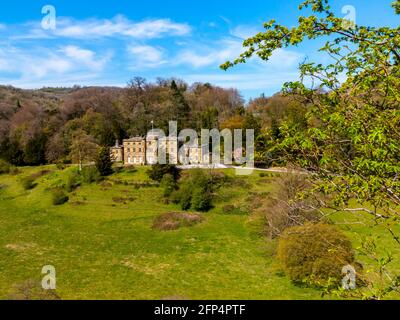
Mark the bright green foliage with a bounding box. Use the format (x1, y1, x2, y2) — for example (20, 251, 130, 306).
(393, 1, 400, 15)
(69, 130, 99, 171)
(222, 0, 400, 218)
(277, 223, 355, 287)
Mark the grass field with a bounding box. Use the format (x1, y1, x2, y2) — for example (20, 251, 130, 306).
(0, 165, 399, 300)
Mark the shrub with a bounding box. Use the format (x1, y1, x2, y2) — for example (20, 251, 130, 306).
(276, 223, 355, 287)
(191, 187, 212, 212)
(80, 166, 101, 184)
(147, 164, 181, 182)
(259, 172, 267, 178)
(51, 188, 69, 205)
(21, 177, 37, 190)
(170, 169, 216, 212)
(65, 171, 81, 192)
(160, 174, 178, 198)
(172, 185, 192, 210)
(0, 159, 10, 174)
(152, 212, 204, 231)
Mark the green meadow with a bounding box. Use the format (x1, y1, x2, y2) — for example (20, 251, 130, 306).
(0, 166, 399, 300)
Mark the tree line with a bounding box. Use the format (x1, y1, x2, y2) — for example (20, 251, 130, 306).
(0, 78, 305, 167)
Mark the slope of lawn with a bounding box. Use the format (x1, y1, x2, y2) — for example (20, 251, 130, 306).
(0, 165, 398, 299)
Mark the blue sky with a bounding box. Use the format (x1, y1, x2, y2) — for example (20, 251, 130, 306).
(0, 0, 398, 100)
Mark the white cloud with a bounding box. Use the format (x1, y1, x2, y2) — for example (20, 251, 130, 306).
(230, 24, 262, 39)
(48, 16, 191, 39)
(127, 44, 165, 68)
(174, 38, 303, 70)
(174, 39, 243, 68)
(264, 48, 304, 68)
(62, 45, 94, 60)
(0, 45, 111, 80)
(60, 45, 111, 70)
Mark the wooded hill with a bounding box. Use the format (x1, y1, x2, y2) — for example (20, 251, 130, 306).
(0, 78, 303, 167)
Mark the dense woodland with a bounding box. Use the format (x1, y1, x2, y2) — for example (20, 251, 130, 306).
(0, 78, 306, 167)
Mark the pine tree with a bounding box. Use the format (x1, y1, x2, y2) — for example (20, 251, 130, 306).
(95, 146, 113, 176)
(170, 80, 190, 130)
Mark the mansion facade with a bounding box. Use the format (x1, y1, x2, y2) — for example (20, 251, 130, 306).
(110, 135, 209, 165)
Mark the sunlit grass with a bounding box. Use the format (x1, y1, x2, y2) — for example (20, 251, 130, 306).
(0, 165, 398, 299)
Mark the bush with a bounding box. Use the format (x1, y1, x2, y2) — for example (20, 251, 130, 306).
(160, 174, 177, 198)
(65, 171, 81, 192)
(191, 187, 212, 212)
(21, 177, 37, 190)
(172, 185, 192, 210)
(152, 212, 204, 231)
(170, 169, 216, 212)
(276, 223, 355, 287)
(80, 166, 101, 184)
(0, 159, 10, 174)
(52, 188, 69, 205)
(147, 164, 180, 182)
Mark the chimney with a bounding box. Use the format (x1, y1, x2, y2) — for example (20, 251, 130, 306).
(115, 140, 119, 148)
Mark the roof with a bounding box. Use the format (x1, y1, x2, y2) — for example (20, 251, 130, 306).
(123, 137, 145, 142)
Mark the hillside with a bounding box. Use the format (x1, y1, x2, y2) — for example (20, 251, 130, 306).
(0, 165, 399, 299)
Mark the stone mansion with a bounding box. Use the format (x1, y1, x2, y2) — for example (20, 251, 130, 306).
(110, 134, 209, 166)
